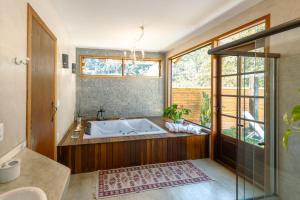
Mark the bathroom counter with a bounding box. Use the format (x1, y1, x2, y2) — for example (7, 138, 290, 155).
(0, 148, 70, 200)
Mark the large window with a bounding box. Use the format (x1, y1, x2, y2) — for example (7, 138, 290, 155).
(168, 16, 269, 131)
(171, 45, 212, 128)
(80, 56, 161, 77)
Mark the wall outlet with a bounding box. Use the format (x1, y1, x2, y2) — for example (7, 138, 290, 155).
(0, 123, 4, 142)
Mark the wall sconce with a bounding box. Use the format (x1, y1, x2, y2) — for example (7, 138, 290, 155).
(14, 57, 30, 65)
(72, 63, 76, 74)
(62, 54, 69, 68)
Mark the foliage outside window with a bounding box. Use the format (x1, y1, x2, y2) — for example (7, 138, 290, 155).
(81, 57, 122, 76)
(171, 45, 212, 128)
(200, 92, 211, 128)
(218, 23, 266, 45)
(221, 56, 266, 147)
(80, 56, 161, 77)
(124, 60, 160, 76)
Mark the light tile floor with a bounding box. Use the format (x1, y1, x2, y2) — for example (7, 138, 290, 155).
(65, 159, 263, 200)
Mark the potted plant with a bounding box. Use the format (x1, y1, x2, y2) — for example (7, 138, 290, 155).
(163, 104, 191, 123)
(283, 89, 300, 150)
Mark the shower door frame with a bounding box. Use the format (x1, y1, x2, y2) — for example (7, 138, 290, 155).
(214, 49, 279, 198)
(215, 53, 266, 178)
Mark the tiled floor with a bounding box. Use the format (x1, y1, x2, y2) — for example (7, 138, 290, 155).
(65, 159, 263, 200)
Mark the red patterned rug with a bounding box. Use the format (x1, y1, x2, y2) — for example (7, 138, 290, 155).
(98, 160, 212, 198)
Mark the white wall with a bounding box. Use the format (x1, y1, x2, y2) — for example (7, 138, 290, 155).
(167, 0, 300, 199)
(0, 0, 76, 157)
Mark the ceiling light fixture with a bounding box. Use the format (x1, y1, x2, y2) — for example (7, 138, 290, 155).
(123, 25, 145, 65)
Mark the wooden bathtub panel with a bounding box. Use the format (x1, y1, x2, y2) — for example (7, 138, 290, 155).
(57, 135, 209, 174)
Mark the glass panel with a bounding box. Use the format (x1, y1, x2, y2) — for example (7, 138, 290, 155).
(221, 56, 237, 75)
(261, 25, 300, 200)
(219, 23, 266, 45)
(240, 97, 264, 122)
(81, 57, 122, 75)
(124, 60, 160, 76)
(241, 73, 265, 97)
(239, 120, 265, 147)
(242, 57, 265, 73)
(172, 45, 211, 88)
(222, 96, 237, 116)
(171, 45, 212, 128)
(222, 115, 237, 139)
(222, 76, 237, 95)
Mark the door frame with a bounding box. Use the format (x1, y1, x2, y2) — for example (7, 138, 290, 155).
(26, 4, 57, 160)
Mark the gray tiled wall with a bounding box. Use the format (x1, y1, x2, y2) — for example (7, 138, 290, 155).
(76, 48, 165, 118)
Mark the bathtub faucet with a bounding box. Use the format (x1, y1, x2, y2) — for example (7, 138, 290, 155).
(96, 106, 105, 121)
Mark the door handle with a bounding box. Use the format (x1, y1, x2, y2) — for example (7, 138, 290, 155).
(257, 142, 265, 146)
(51, 102, 57, 122)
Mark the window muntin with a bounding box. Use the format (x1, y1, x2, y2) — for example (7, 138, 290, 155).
(124, 60, 160, 76)
(171, 45, 212, 128)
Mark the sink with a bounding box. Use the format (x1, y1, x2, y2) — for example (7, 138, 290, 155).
(0, 187, 47, 200)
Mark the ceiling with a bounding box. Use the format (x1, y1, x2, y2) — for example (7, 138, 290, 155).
(51, 0, 262, 52)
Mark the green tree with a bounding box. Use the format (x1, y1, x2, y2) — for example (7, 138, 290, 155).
(200, 92, 211, 128)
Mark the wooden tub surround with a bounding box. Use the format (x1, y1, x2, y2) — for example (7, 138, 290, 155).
(57, 117, 210, 174)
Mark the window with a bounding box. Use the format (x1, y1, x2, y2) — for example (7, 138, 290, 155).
(124, 60, 161, 77)
(168, 15, 269, 132)
(171, 45, 212, 128)
(81, 57, 122, 76)
(80, 55, 161, 77)
(218, 23, 266, 45)
(220, 56, 266, 147)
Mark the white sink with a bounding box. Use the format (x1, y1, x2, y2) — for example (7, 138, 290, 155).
(0, 187, 47, 200)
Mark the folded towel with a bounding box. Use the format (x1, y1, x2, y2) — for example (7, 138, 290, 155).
(165, 122, 202, 134)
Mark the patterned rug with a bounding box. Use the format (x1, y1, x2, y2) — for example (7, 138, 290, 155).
(98, 160, 212, 198)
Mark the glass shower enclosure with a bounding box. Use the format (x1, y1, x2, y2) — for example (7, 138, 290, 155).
(208, 18, 300, 199)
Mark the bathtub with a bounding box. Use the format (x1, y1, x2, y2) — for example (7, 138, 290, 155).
(83, 118, 167, 139)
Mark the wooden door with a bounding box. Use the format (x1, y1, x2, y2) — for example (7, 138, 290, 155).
(27, 4, 57, 160)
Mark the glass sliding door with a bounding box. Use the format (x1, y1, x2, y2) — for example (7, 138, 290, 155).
(217, 51, 277, 199)
(236, 55, 267, 199)
(236, 47, 278, 199)
(210, 17, 300, 200)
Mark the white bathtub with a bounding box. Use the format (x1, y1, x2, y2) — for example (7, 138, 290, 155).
(83, 118, 167, 139)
